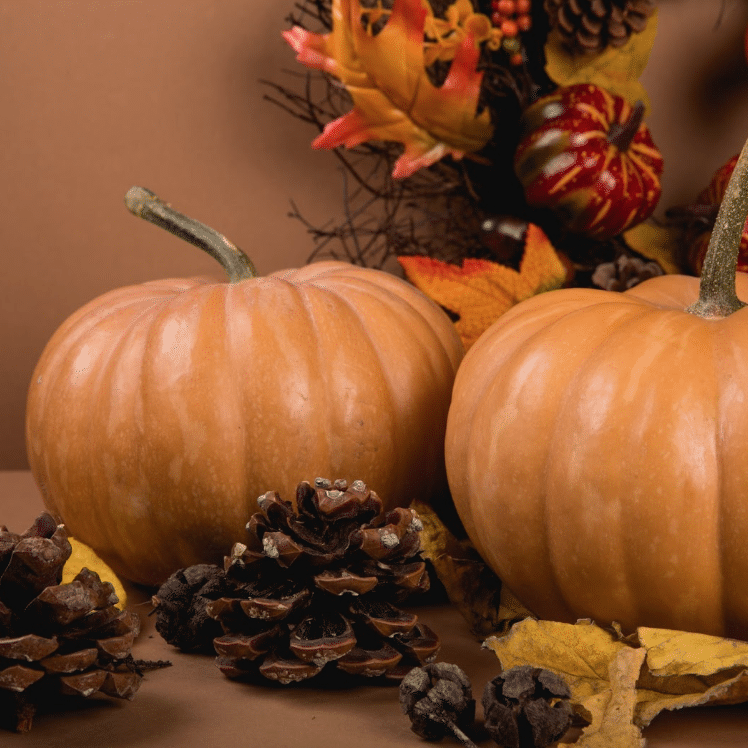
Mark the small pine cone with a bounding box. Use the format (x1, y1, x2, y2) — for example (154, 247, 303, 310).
(400, 662, 478, 747)
(544, 0, 655, 55)
(0, 513, 142, 732)
(151, 564, 229, 652)
(153, 479, 440, 684)
(482, 666, 573, 748)
(591, 252, 663, 291)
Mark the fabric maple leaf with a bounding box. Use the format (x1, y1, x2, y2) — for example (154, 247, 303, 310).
(282, 0, 494, 178)
(398, 224, 568, 349)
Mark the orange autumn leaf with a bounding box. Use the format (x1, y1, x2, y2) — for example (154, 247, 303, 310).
(282, 0, 494, 178)
(398, 224, 568, 349)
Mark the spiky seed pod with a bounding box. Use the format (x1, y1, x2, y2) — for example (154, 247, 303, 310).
(399, 662, 478, 747)
(482, 666, 573, 748)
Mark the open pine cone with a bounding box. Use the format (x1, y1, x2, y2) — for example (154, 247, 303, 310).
(545, 0, 655, 55)
(153, 478, 440, 684)
(0, 513, 142, 732)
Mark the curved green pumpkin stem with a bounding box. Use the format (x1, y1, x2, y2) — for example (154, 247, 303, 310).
(124, 186, 257, 283)
(686, 138, 748, 318)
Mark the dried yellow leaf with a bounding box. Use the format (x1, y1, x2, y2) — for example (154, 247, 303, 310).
(485, 618, 748, 748)
(623, 221, 685, 275)
(63, 537, 127, 609)
(545, 8, 658, 111)
(579, 647, 647, 748)
(635, 628, 748, 726)
(412, 499, 532, 637)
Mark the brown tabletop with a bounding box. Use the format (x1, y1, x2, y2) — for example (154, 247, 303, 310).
(2, 470, 747, 747)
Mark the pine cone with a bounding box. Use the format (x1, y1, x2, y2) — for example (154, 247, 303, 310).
(591, 252, 662, 291)
(544, 0, 655, 55)
(400, 662, 477, 747)
(482, 666, 573, 748)
(153, 478, 440, 684)
(0, 513, 142, 732)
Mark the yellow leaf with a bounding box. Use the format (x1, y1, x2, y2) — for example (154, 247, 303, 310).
(398, 223, 568, 349)
(283, 0, 494, 177)
(623, 221, 685, 275)
(63, 537, 128, 609)
(412, 499, 532, 638)
(635, 629, 748, 726)
(485, 618, 748, 748)
(545, 8, 658, 110)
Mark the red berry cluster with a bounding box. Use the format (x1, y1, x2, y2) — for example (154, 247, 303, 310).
(490, 0, 532, 65)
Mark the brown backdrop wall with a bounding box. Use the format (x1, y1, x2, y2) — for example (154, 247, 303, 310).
(3, 0, 748, 469)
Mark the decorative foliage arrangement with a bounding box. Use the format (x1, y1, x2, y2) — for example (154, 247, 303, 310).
(14, 0, 748, 742)
(270, 0, 715, 348)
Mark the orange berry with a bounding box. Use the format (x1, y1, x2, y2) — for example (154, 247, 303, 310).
(501, 19, 518, 37)
(510, 51, 524, 66)
(516, 0, 531, 12)
(497, 0, 515, 15)
(517, 13, 532, 31)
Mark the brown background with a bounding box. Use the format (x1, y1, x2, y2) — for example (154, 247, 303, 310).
(3, 0, 748, 470)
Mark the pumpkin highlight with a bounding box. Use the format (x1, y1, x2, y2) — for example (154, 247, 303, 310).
(26, 188, 463, 586)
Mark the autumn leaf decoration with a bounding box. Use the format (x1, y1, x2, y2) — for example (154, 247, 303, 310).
(399, 224, 568, 350)
(486, 618, 748, 748)
(282, 0, 494, 178)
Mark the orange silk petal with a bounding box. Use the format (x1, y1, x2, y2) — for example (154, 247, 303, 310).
(283, 0, 493, 178)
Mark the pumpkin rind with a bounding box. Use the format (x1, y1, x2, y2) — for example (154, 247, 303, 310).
(26, 261, 463, 586)
(445, 272, 748, 638)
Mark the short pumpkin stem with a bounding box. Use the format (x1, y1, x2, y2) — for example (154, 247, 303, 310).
(607, 100, 645, 152)
(686, 137, 748, 318)
(124, 186, 257, 283)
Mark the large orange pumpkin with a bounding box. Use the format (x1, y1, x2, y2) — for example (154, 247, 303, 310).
(26, 188, 463, 586)
(446, 138, 748, 638)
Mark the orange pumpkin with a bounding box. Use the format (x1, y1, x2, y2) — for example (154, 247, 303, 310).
(446, 137, 748, 638)
(26, 188, 463, 586)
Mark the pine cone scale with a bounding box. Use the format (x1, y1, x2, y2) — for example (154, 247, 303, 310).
(59, 669, 108, 698)
(0, 633, 58, 661)
(0, 664, 46, 692)
(313, 569, 378, 595)
(258, 651, 323, 684)
(101, 670, 141, 699)
(289, 612, 356, 664)
(214, 629, 280, 661)
(239, 587, 311, 620)
(96, 631, 136, 659)
(392, 623, 441, 664)
(337, 640, 403, 676)
(39, 648, 98, 674)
